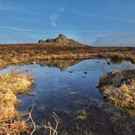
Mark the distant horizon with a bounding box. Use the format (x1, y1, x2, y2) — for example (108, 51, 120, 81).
(1, 0, 135, 47)
(0, 33, 135, 47)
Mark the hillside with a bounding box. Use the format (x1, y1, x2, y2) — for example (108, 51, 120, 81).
(0, 34, 134, 68)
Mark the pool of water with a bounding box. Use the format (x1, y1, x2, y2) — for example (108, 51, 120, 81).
(0, 59, 135, 119)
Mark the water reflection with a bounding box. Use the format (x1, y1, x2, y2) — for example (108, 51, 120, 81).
(1, 59, 135, 134)
(0, 59, 135, 114)
(34, 59, 81, 70)
(0, 59, 135, 135)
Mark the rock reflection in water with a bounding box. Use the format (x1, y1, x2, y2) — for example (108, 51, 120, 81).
(37, 59, 81, 71)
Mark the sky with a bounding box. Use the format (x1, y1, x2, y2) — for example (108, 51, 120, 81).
(0, 0, 135, 46)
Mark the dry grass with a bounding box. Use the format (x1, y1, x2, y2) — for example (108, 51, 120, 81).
(0, 72, 33, 94)
(0, 41, 134, 68)
(0, 72, 33, 134)
(99, 70, 135, 113)
(0, 72, 60, 135)
(0, 72, 61, 135)
(0, 120, 29, 135)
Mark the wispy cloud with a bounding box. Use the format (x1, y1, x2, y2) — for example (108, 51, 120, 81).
(49, 13, 59, 27)
(0, 26, 33, 32)
(49, 7, 65, 27)
(0, 25, 42, 43)
(0, 1, 39, 16)
(93, 32, 135, 46)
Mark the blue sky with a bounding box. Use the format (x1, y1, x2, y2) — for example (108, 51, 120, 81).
(0, 0, 135, 46)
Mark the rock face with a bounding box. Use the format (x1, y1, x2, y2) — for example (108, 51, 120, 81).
(99, 70, 135, 112)
(38, 34, 66, 43)
(38, 34, 79, 45)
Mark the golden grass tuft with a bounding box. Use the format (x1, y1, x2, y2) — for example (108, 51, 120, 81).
(0, 120, 29, 135)
(0, 72, 33, 94)
(99, 70, 135, 114)
(0, 72, 33, 134)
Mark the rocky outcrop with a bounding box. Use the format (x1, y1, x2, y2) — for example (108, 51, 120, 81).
(38, 34, 80, 45)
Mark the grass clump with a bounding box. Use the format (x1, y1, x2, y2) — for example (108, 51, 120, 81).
(0, 120, 29, 135)
(0, 72, 33, 94)
(0, 72, 33, 134)
(99, 70, 135, 113)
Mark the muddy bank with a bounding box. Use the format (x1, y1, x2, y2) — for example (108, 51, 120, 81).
(0, 72, 33, 134)
(99, 69, 135, 113)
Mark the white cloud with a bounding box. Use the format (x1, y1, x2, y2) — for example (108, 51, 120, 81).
(93, 32, 135, 47)
(0, 26, 33, 32)
(49, 13, 59, 27)
(49, 7, 65, 27)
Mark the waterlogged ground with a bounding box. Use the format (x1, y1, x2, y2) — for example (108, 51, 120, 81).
(1, 59, 135, 135)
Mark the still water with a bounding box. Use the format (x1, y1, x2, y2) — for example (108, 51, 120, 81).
(0, 59, 135, 118)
